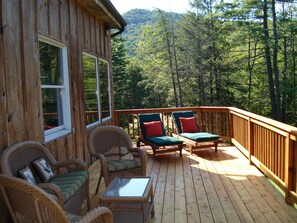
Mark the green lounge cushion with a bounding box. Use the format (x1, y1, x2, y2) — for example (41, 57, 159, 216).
(180, 132, 220, 142)
(108, 160, 141, 172)
(49, 170, 88, 202)
(146, 136, 183, 146)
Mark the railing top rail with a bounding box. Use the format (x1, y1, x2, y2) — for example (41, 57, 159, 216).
(229, 107, 297, 135)
(114, 106, 230, 114)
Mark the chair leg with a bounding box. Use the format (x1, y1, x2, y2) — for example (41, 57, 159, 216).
(87, 197, 91, 210)
(179, 145, 183, 157)
(152, 148, 156, 157)
(214, 142, 218, 153)
(137, 139, 140, 147)
(96, 174, 103, 194)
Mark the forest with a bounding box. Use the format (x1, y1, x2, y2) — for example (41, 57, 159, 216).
(111, 0, 297, 126)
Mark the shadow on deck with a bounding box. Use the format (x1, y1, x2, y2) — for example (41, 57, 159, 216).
(84, 144, 297, 223)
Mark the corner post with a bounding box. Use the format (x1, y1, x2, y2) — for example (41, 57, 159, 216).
(284, 133, 293, 205)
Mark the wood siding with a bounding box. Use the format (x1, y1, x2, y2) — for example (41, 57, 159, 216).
(0, 0, 114, 164)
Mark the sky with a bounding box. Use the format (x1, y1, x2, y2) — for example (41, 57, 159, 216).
(110, 0, 192, 14)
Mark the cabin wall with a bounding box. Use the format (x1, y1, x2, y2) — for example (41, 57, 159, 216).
(0, 0, 114, 164)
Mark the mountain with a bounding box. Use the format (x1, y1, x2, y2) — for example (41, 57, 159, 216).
(120, 9, 182, 55)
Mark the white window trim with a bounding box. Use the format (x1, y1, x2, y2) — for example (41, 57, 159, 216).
(39, 35, 72, 142)
(98, 58, 112, 123)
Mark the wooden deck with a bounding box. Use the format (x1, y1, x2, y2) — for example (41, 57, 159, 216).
(85, 145, 297, 223)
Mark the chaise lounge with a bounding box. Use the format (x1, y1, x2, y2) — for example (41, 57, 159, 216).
(137, 113, 185, 157)
(172, 111, 222, 155)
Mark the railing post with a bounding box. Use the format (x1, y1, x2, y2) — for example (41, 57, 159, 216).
(114, 110, 119, 126)
(248, 118, 254, 165)
(229, 109, 233, 141)
(197, 108, 202, 131)
(284, 133, 293, 205)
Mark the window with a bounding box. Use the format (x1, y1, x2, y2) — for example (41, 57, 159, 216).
(83, 53, 111, 127)
(39, 36, 71, 142)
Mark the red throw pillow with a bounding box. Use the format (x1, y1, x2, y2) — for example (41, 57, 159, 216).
(179, 117, 198, 133)
(143, 121, 163, 137)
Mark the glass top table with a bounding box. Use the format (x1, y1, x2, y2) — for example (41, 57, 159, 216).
(99, 177, 155, 223)
(103, 178, 150, 197)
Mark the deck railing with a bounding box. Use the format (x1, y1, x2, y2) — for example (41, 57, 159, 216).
(114, 106, 297, 205)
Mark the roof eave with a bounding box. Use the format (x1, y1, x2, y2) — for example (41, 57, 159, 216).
(78, 0, 127, 33)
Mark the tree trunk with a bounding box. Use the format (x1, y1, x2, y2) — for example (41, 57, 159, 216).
(159, 10, 178, 107)
(263, 0, 277, 119)
(282, 37, 287, 122)
(247, 38, 257, 109)
(271, 0, 282, 121)
(171, 19, 183, 107)
(292, 30, 296, 117)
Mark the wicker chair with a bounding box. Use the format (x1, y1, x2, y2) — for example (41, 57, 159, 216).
(0, 174, 113, 223)
(88, 126, 146, 191)
(0, 141, 90, 214)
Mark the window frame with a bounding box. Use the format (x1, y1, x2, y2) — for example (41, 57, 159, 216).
(38, 35, 72, 142)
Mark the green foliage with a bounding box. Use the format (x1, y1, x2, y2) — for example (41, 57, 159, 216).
(111, 3, 297, 126)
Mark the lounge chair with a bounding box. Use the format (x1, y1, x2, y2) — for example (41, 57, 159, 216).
(172, 111, 222, 155)
(137, 113, 185, 157)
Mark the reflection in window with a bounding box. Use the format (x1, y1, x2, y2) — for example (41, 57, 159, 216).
(83, 53, 99, 124)
(39, 36, 71, 140)
(82, 53, 111, 126)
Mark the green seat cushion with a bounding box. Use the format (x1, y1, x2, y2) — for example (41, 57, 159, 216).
(146, 136, 183, 146)
(108, 160, 141, 172)
(180, 132, 220, 142)
(49, 170, 88, 202)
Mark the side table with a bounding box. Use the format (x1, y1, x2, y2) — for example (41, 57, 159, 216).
(99, 177, 155, 223)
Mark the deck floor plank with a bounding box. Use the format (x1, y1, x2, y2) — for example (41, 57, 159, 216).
(198, 150, 228, 223)
(175, 153, 187, 223)
(162, 155, 176, 223)
(190, 153, 214, 222)
(215, 148, 256, 222)
(84, 146, 297, 223)
(183, 153, 201, 223)
(221, 147, 270, 223)
(208, 151, 242, 222)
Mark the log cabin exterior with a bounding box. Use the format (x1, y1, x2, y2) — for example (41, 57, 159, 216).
(1, 0, 296, 222)
(0, 0, 126, 164)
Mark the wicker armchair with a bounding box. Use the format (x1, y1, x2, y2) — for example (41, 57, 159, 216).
(0, 174, 113, 223)
(88, 126, 146, 191)
(0, 141, 90, 214)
